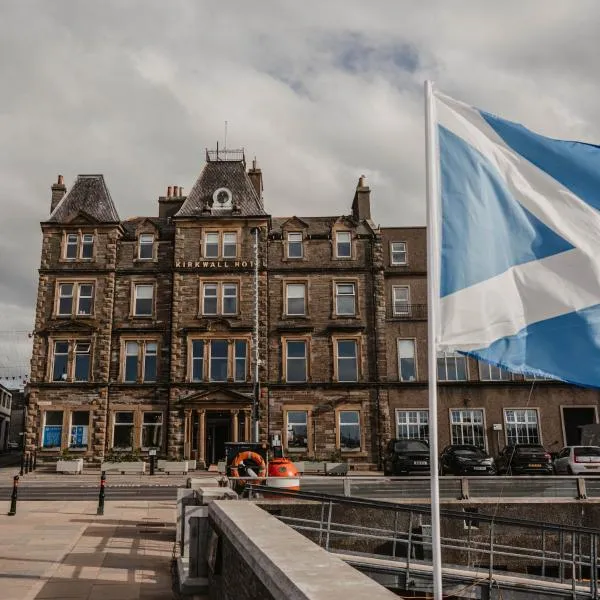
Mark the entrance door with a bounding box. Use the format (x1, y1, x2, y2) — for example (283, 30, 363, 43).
(562, 407, 597, 446)
(206, 411, 231, 465)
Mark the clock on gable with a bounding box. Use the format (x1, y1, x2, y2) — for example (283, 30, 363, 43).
(213, 187, 232, 209)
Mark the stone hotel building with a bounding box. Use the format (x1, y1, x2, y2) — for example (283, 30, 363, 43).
(26, 149, 599, 468)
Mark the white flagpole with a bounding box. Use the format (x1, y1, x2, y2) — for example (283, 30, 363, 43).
(424, 79, 443, 600)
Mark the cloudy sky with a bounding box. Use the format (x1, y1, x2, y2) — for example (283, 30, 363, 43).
(1, 0, 599, 377)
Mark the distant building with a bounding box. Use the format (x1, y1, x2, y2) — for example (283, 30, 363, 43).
(25, 151, 599, 468)
(0, 383, 12, 451)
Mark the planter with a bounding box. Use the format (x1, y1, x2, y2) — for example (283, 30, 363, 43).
(56, 458, 83, 474)
(293, 461, 349, 476)
(325, 462, 348, 476)
(188, 459, 197, 471)
(101, 461, 146, 474)
(163, 460, 189, 475)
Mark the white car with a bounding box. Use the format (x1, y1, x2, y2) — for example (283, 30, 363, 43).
(553, 446, 600, 475)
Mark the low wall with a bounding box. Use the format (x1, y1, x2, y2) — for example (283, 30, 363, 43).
(207, 500, 400, 600)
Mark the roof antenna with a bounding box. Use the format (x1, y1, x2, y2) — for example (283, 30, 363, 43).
(224, 120, 228, 151)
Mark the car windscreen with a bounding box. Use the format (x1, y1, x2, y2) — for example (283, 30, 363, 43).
(394, 440, 429, 452)
(515, 446, 545, 455)
(574, 447, 600, 458)
(454, 448, 485, 456)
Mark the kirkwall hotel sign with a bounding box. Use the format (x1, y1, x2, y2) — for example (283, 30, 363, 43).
(175, 260, 262, 269)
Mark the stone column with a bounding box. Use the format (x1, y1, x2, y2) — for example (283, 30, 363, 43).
(183, 409, 192, 459)
(243, 410, 251, 442)
(197, 409, 206, 468)
(232, 410, 239, 443)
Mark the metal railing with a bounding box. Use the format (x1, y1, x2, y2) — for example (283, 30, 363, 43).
(247, 485, 600, 599)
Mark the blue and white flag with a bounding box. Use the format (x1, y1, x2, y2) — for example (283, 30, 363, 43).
(434, 90, 600, 388)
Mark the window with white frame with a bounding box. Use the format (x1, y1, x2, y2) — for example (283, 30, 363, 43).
(52, 340, 91, 382)
(336, 339, 358, 382)
(113, 412, 134, 449)
(336, 231, 352, 258)
(64, 233, 94, 260)
(234, 340, 247, 382)
(222, 283, 238, 315)
(479, 362, 513, 381)
(286, 410, 308, 451)
(81, 234, 94, 258)
(451, 409, 485, 447)
(144, 342, 157, 381)
(138, 234, 154, 259)
(125, 341, 139, 382)
(192, 340, 204, 381)
(42, 411, 63, 448)
(74, 342, 91, 381)
(134, 284, 154, 316)
(339, 410, 361, 451)
(141, 412, 162, 448)
(70, 411, 89, 449)
(202, 283, 218, 314)
(52, 341, 69, 381)
(286, 283, 306, 316)
(222, 232, 237, 258)
(209, 340, 228, 382)
(189, 339, 248, 382)
(204, 232, 219, 258)
(390, 242, 407, 265)
(335, 283, 356, 316)
(392, 286, 410, 316)
(65, 234, 78, 259)
(57, 282, 95, 317)
(286, 340, 307, 382)
(123, 341, 157, 382)
(397, 339, 416, 381)
(287, 232, 303, 258)
(396, 410, 429, 441)
(438, 351, 468, 381)
(504, 409, 540, 444)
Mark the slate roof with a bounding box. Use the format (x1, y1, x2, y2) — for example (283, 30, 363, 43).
(271, 216, 373, 236)
(121, 217, 175, 240)
(175, 161, 267, 218)
(47, 175, 120, 224)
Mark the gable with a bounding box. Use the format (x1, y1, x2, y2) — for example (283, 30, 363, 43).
(279, 216, 309, 230)
(63, 210, 99, 225)
(179, 387, 253, 406)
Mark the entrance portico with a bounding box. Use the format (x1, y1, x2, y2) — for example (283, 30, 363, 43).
(180, 388, 253, 468)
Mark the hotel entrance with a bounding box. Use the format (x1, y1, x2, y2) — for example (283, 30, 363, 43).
(206, 411, 230, 465)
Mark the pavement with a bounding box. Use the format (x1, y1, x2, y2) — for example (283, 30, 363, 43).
(0, 499, 200, 600)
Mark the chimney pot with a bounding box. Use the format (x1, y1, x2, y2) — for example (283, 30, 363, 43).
(179, 186, 183, 197)
(167, 186, 173, 198)
(58, 174, 64, 185)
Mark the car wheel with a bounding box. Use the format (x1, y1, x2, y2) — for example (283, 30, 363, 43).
(567, 466, 574, 475)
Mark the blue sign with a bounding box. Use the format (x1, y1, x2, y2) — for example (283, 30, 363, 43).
(43, 426, 61, 448)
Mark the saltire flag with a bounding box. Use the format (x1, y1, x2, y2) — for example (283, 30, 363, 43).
(434, 90, 600, 388)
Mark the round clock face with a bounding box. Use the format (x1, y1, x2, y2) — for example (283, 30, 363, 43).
(213, 187, 232, 207)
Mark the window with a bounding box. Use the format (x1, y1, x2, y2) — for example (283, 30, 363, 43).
(287, 411, 308, 451)
(398, 339, 417, 381)
(202, 283, 218, 314)
(336, 231, 352, 258)
(141, 412, 162, 448)
(113, 412, 134, 449)
(223, 232, 237, 258)
(74, 342, 91, 381)
(286, 340, 307, 382)
(335, 283, 356, 316)
(125, 341, 139, 382)
(57, 282, 95, 317)
(222, 284, 238, 315)
(336, 340, 358, 382)
(138, 234, 154, 260)
(451, 409, 485, 447)
(52, 341, 69, 381)
(234, 340, 247, 382)
(286, 283, 306, 316)
(192, 341, 204, 382)
(438, 351, 468, 381)
(210, 340, 228, 381)
(479, 362, 513, 381)
(339, 410, 361, 451)
(391, 242, 407, 265)
(392, 286, 410, 316)
(43, 411, 63, 448)
(204, 232, 219, 258)
(64, 233, 94, 260)
(287, 232, 303, 258)
(396, 410, 429, 441)
(144, 342, 157, 382)
(134, 284, 154, 316)
(70, 411, 89, 449)
(504, 409, 540, 445)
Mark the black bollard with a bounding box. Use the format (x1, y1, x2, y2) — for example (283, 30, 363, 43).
(19, 451, 25, 476)
(8, 475, 19, 516)
(96, 471, 106, 516)
(24, 453, 29, 475)
(149, 455, 155, 476)
(27, 453, 33, 473)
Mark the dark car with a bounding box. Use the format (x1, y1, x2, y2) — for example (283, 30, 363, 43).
(495, 444, 553, 475)
(383, 439, 430, 476)
(439, 444, 496, 475)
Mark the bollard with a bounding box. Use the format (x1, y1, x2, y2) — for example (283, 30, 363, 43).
(27, 453, 33, 473)
(24, 453, 29, 475)
(19, 451, 25, 476)
(8, 475, 19, 516)
(96, 471, 106, 516)
(149, 455, 155, 476)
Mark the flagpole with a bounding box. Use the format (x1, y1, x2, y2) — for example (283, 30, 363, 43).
(424, 79, 443, 600)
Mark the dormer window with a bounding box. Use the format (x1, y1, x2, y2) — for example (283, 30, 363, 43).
(81, 234, 94, 258)
(336, 231, 352, 258)
(64, 232, 94, 260)
(138, 234, 154, 260)
(287, 232, 303, 258)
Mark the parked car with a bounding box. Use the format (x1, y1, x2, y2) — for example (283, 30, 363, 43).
(439, 444, 496, 475)
(383, 439, 430, 476)
(553, 446, 600, 475)
(495, 444, 553, 475)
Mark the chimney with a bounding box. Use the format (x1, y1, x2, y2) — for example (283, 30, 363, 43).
(50, 174, 67, 213)
(352, 174, 371, 221)
(248, 158, 263, 202)
(158, 184, 186, 219)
